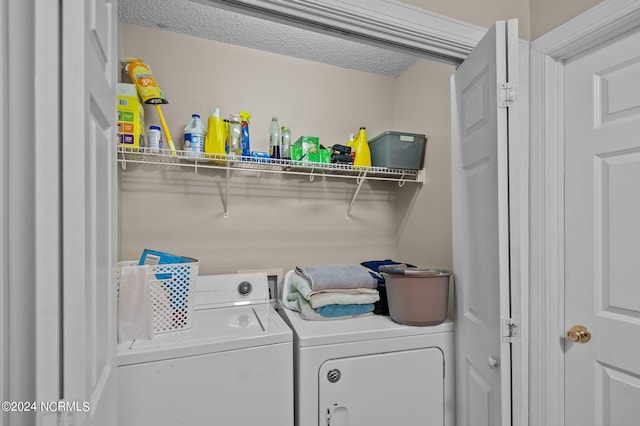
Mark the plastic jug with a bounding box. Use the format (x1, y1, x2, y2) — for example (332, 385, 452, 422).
(353, 127, 371, 167)
(183, 114, 206, 157)
(204, 108, 226, 159)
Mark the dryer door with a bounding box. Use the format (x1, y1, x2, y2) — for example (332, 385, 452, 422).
(318, 348, 444, 426)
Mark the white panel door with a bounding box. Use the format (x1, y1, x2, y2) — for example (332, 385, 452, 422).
(61, 0, 118, 425)
(451, 20, 518, 426)
(318, 348, 443, 426)
(564, 29, 640, 426)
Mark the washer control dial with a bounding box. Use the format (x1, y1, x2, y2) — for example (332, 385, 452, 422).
(238, 281, 253, 296)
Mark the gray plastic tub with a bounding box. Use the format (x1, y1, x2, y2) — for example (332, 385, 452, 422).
(368, 131, 426, 170)
(380, 265, 451, 326)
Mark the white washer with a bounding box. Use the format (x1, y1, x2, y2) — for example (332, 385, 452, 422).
(117, 272, 293, 426)
(279, 308, 454, 426)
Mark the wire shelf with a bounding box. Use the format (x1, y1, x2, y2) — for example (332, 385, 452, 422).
(117, 146, 424, 218)
(117, 146, 424, 183)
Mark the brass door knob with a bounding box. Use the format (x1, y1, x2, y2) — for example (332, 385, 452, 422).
(566, 325, 591, 343)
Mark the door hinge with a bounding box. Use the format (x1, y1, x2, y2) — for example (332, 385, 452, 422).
(502, 318, 519, 343)
(499, 82, 517, 107)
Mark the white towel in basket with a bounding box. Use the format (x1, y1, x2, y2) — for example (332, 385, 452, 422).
(118, 264, 153, 342)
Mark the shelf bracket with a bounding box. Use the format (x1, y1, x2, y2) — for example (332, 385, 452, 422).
(345, 170, 367, 219)
(119, 151, 127, 170)
(309, 168, 315, 182)
(223, 163, 230, 218)
(398, 174, 406, 187)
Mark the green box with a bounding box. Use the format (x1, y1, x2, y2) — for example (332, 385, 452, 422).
(291, 136, 320, 163)
(319, 147, 331, 164)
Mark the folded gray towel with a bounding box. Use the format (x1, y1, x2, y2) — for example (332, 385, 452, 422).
(295, 264, 377, 291)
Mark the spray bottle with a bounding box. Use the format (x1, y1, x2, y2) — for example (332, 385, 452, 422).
(239, 111, 251, 158)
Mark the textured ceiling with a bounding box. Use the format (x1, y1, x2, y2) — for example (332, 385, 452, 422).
(118, 0, 420, 77)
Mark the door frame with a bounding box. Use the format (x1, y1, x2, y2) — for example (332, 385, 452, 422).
(529, 1, 640, 425)
(1, 1, 62, 425)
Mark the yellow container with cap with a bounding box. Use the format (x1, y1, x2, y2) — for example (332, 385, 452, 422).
(204, 108, 227, 161)
(353, 127, 371, 167)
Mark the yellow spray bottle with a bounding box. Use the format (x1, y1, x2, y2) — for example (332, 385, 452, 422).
(204, 108, 226, 162)
(353, 127, 371, 167)
(346, 133, 356, 148)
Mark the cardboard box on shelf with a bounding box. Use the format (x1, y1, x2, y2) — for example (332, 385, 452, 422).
(117, 83, 145, 148)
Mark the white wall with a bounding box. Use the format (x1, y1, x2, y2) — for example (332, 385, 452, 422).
(530, 0, 602, 39)
(403, 0, 605, 41)
(391, 0, 605, 269)
(121, 24, 397, 152)
(119, 0, 607, 277)
(119, 23, 434, 274)
(402, 0, 532, 40)
(394, 59, 455, 271)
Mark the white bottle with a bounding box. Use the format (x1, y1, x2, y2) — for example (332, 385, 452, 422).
(269, 116, 281, 159)
(147, 125, 162, 153)
(183, 113, 206, 158)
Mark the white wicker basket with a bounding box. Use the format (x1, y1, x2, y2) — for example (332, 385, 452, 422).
(117, 261, 199, 334)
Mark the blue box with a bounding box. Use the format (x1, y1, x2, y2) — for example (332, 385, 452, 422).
(139, 249, 197, 266)
(139, 249, 198, 280)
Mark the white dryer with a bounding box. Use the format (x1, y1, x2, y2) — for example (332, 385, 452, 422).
(117, 272, 293, 426)
(279, 308, 454, 426)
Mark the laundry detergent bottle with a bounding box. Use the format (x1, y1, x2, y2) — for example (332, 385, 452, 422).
(204, 108, 226, 159)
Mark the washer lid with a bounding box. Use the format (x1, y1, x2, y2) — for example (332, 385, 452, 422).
(279, 306, 453, 347)
(117, 304, 292, 366)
